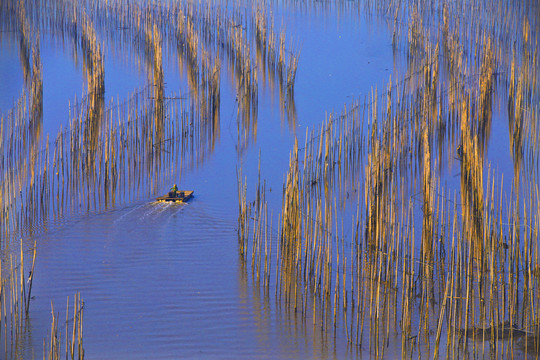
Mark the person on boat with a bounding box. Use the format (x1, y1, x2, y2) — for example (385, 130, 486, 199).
(169, 184, 178, 198)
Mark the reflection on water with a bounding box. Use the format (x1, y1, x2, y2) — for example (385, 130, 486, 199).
(26, 198, 358, 359)
(0, 0, 538, 358)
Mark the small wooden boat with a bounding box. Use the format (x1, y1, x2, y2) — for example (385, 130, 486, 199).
(156, 190, 194, 203)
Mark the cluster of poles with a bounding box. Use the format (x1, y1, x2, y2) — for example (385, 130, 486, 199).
(0, 0, 300, 358)
(238, 0, 539, 358)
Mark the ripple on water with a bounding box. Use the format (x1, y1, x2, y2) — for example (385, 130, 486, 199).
(29, 197, 289, 359)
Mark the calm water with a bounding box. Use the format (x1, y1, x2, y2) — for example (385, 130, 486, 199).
(1, 3, 396, 359)
(0, 0, 534, 358)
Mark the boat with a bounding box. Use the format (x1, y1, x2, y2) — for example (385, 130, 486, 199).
(156, 190, 194, 202)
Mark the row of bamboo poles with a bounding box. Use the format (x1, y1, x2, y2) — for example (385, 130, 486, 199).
(1, 0, 301, 358)
(44, 292, 84, 360)
(0, 239, 37, 359)
(0, 2, 41, 356)
(0, 0, 301, 240)
(238, 0, 539, 358)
